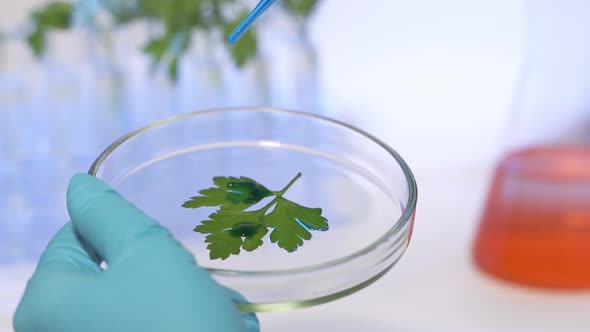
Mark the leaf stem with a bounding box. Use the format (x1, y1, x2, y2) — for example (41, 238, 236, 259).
(277, 172, 302, 196)
(256, 173, 303, 227)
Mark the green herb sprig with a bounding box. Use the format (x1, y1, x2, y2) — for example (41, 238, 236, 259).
(183, 173, 329, 260)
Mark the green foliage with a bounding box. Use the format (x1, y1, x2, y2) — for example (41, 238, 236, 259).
(24, 0, 258, 80)
(183, 176, 274, 211)
(283, 0, 319, 18)
(23, 0, 319, 80)
(26, 2, 74, 57)
(264, 197, 328, 252)
(142, 31, 191, 81)
(105, 0, 257, 79)
(184, 173, 329, 260)
(223, 11, 258, 67)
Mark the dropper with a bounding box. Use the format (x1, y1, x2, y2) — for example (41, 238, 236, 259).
(228, 0, 278, 44)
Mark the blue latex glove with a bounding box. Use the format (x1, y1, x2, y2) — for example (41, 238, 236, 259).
(14, 174, 258, 332)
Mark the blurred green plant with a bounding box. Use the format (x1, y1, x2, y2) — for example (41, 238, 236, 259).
(24, 0, 258, 81)
(283, 0, 320, 19)
(23, 0, 322, 81)
(102, 0, 258, 80)
(26, 2, 74, 57)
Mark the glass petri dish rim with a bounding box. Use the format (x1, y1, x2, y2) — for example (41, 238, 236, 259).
(88, 107, 418, 277)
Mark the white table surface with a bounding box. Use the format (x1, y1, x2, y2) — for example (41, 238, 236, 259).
(2, 164, 590, 331)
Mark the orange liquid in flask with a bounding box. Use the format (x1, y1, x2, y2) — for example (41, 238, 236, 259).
(473, 145, 590, 288)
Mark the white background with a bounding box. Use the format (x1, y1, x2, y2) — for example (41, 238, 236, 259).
(3, 0, 590, 331)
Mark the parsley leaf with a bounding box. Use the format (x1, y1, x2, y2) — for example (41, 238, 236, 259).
(184, 172, 329, 260)
(264, 197, 328, 252)
(194, 210, 268, 260)
(182, 176, 273, 211)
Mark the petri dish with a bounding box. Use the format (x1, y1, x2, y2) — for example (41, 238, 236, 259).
(89, 107, 417, 312)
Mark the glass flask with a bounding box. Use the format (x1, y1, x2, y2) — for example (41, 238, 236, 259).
(473, 0, 590, 288)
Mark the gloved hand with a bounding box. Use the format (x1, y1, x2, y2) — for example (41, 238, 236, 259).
(14, 173, 259, 332)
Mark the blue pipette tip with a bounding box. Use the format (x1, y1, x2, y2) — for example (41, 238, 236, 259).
(228, 28, 244, 44)
(228, 0, 277, 44)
